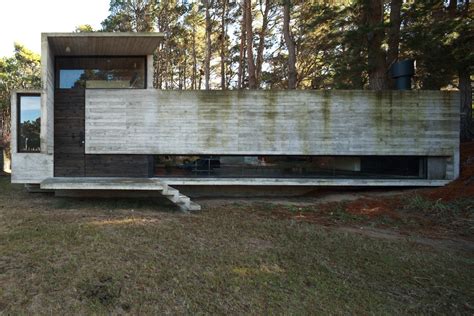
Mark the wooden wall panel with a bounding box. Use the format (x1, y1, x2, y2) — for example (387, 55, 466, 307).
(54, 89, 86, 177)
(85, 155, 151, 177)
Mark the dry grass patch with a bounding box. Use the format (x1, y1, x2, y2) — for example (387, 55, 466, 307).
(0, 176, 473, 314)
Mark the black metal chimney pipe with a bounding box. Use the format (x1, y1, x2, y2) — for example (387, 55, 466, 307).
(390, 60, 415, 90)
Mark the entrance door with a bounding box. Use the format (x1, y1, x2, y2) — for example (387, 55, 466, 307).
(54, 89, 85, 176)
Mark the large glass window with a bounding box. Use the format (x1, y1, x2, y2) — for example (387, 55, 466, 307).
(153, 155, 427, 179)
(17, 94, 41, 152)
(56, 57, 146, 89)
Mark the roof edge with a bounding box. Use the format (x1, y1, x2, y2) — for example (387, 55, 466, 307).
(42, 32, 165, 38)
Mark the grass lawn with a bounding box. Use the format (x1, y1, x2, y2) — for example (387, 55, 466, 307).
(0, 176, 473, 314)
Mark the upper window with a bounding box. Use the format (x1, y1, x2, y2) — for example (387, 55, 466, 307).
(18, 94, 41, 152)
(56, 57, 146, 89)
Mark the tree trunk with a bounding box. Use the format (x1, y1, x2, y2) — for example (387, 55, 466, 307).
(199, 69, 203, 90)
(459, 68, 473, 142)
(448, 0, 458, 17)
(256, 0, 271, 87)
(283, 0, 297, 89)
(220, 0, 227, 90)
(387, 0, 402, 88)
(204, 0, 213, 90)
(387, 0, 402, 66)
(245, 0, 257, 89)
(238, 0, 246, 89)
(192, 24, 197, 90)
(366, 0, 388, 90)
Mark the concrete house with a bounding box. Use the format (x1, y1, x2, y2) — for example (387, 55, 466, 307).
(11, 33, 460, 210)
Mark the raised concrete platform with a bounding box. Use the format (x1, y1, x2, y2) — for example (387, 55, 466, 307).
(40, 177, 200, 211)
(157, 178, 451, 187)
(41, 177, 165, 191)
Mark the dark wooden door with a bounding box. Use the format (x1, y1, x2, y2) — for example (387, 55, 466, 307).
(54, 89, 86, 177)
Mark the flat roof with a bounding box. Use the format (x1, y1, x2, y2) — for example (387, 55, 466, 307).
(44, 32, 165, 56)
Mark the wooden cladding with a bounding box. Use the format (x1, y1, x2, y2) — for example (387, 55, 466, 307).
(54, 89, 85, 176)
(54, 89, 152, 177)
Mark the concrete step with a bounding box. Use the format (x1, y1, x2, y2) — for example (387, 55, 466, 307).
(41, 177, 164, 191)
(160, 185, 200, 212)
(188, 201, 202, 211)
(40, 178, 201, 212)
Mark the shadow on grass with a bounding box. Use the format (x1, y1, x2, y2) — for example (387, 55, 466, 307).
(52, 196, 179, 213)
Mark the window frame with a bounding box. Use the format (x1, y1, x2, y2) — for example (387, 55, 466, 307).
(17, 93, 42, 153)
(54, 56, 148, 90)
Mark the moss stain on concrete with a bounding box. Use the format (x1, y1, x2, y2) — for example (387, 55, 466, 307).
(321, 91, 331, 141)
(263, 92, 277, 147)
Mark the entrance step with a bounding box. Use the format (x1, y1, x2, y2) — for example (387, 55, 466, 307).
(162, 184, 201, 212)
(40, 177, 201, 212)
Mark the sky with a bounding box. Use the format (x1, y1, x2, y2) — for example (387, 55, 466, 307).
(19, 95, 41, 123)
(0, 0, 110, 57)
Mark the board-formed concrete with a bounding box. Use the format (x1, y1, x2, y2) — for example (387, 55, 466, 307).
(10, 91, 54, 183)
(85, 89, 459, 180)
(10, 33, 461, 188)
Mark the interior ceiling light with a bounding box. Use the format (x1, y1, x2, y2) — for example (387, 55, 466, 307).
(65, 46, 71, 53)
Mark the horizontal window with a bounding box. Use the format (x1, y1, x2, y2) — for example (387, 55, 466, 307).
(18, 94, 41, 152)
(56, 57, 146, 89)
(153, 155, 427, 179)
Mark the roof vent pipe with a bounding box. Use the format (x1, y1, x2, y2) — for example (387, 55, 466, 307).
(390, 59, 415, 90)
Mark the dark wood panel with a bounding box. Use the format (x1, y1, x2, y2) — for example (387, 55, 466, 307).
(85, 155, 151, 177)
(54, 89, 85, 176)
(54, 144, 85, 154)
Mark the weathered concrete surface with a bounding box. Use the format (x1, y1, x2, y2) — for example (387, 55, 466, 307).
(158, 177, 451, 187)
(11, 153, 53, 183)
(41, 177, 165, 190)
(85, 90, 459, 157)
(10, 91, 54, 183)
(147, 55, 154, 89)
(41, 34, 55, 154)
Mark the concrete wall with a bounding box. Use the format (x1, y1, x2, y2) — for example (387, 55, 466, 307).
(11, 34, 162, 184)
(85, 89, 459, 158)
(10, 91, 54, 183)
(41, 34, 55, 154)
(147, 55, 154, 89)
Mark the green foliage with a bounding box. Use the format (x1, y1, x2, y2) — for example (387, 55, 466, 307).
(101, 0, 158, 32)
(19, 118, 41, 152)
(0, 43, 41, 149)
(400, 0, 473, 89)
(75, 24, 95, 32)
(98, 0, 470, 92)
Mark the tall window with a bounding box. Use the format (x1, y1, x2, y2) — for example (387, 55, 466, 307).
(56, 57, 146, 89)
(18, 94, 41, 152)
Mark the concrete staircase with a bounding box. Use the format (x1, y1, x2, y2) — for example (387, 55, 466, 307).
(40, 177, 201, 212)
(161, 184, 201, 211)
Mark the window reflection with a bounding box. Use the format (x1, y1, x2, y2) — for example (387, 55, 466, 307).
(56, 57, 146, 89)
(18, 95, 41, 152)
(153, 155, 426, 179)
